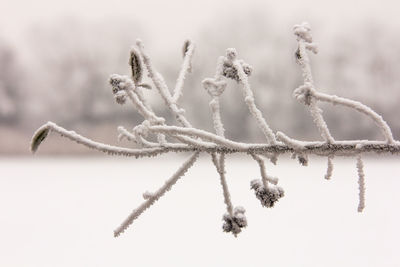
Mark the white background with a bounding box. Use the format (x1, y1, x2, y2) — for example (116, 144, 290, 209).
(1, 156, 399, 266)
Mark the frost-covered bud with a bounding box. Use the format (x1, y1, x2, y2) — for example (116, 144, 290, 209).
(109, 74, 134, 92)
(222, 59, 252, 82)
(129, 47, 143, 84)
(222, 206, 247, 235)
(226, 48, 237, 61)
(202, 78, 227, 97)
(250, 179, 284, 208)
(114, 90, 127, 105)
(293, 83, 315, 105)
(109, 74, 136, 105)
(293, 22, 313, 43)
(182, 39, 192, 57)
(142, 191, 155, 200)
(305, 42, 318, 54)
(298, 154, 308, 166)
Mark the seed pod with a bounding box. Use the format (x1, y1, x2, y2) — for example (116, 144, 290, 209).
(129, 48, 143, 84)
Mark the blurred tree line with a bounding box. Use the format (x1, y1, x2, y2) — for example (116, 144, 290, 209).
(1, 14, 399, 154)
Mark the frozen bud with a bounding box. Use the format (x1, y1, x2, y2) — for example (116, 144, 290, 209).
(202, 78, 227, 97)
(233, 206, 245, 215)
(305, 42, 318, 54)
(109, 74, 122, 89)
(114, 90, 127, 105)
(142, 191, 155, 200)
(222, 59, 252, 82)
(251, 179, 284, 208)
(129, 47, 143, 84)
(250, 179, 262, 190)
(233, 213, 247, 228)
(182, 39, 194, 72)
(109, 74, 134, 94)
(295, 47, 302, 62)
(226, 48, 237, 61)
(222, 206, 247, 235)
(298, 154, 308, 166)
(182, 39, 192, 57)
(293, 83, 315, 105)
(293, 22, 313, 43)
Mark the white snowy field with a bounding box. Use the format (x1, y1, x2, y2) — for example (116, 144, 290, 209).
(1, 156, 399, 267)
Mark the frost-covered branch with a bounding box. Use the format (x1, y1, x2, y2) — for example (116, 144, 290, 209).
(30, 22, 400, 238)
(114, 151, 200, 237)
(356, 155, 366, 212)
(293, 22, 334, 143)
(313, 91, 394, 144)
(173, 40, 195, 103)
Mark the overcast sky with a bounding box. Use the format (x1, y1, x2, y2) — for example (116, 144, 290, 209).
(1, 0, 399, 44)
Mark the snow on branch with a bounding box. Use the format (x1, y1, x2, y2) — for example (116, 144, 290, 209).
(31, 22, 400, 238)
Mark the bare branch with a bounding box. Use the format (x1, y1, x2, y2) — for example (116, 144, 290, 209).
(114, 152, 200, 237)
(30, 22, 400, 237)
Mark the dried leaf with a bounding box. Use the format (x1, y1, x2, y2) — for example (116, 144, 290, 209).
(129, 48, 143, 84)
(30, 125, 50, 153)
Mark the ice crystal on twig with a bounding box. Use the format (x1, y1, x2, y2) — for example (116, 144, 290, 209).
(30, 22, 400, 238)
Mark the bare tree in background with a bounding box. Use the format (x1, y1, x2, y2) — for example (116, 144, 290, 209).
(0, 42, 23, 125)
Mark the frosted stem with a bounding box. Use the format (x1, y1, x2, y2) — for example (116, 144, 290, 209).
(296, 41, 334, 143)
(210, 97, 225, 137)
(232, 57, 277, 145)
(148, 125, 249, 150)
(136, 39, 192, 128)
(31, 122, 182, 157)
(250, 153, 278, 186)
(114, 152, 200, 237)
(126, 90, 164, 124)
(324, 155, 334, 180)
(211, 152, 233, 216)
(314, 91, 395, 144)
(31, 122, 400, 156)
(172, 40, 195, 103)
(356, 155, 366, 212)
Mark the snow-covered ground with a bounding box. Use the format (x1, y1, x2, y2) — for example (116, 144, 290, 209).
(1, 156, 399, 267)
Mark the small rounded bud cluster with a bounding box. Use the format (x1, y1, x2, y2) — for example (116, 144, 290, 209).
(293, 22, 319, 55)
(225, 48, 237, 61)
(222, 206, 247, 235)
(250, 179, 284, 208)
(222, 59, 252, 82)
(293, 22, 313, 43)
(109, 74, 135, 105)
(293, 82, 315, 106)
